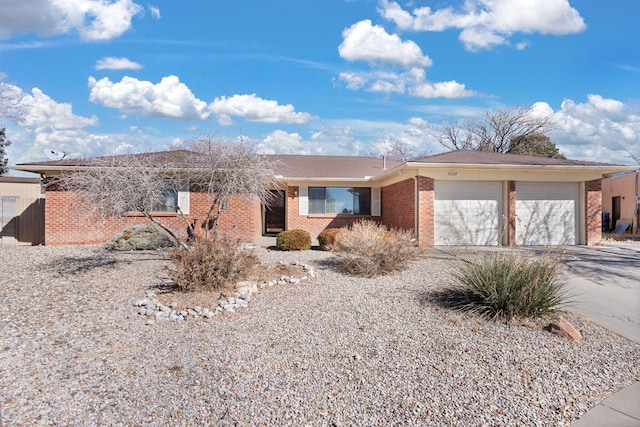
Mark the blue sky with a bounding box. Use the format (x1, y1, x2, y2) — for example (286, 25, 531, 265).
(1, 0, 639, 173)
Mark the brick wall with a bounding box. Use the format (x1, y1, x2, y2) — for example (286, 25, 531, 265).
(585, 179, 602, 246)
(417, 176, 435, 247)
(381, 179, 415, 232)
(507, 181, 516, 246)
(44, 188, 262, 245)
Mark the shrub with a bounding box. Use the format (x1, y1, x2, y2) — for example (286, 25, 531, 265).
(330, 220, 417, 277)
(317, 228, 341, 251)
(441, 251, 568, 321)
(276, 229, 311, 251)
(106, 224, 175, 251)
(168, 238, 259, 292)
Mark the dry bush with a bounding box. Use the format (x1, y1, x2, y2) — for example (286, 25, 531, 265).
(168, 238, 259, 292)
(330, 220, 417, 277)
(317, 228, 341, 251)
(276, 229, 311, 251)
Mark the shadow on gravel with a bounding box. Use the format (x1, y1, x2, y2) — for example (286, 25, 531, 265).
(47, 254, 120, 276)
(47, 249, 168, 276)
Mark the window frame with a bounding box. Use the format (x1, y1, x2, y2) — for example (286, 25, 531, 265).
(307, 186, 372, 215)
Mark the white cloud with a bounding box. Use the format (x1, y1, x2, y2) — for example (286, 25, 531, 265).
(536, 95, 640, 164)
(410, 80, 475, 99)
(379, 0, 586, 51)
(149, 5, 161, 19)
(95, 56, 143, 70)
(209, 94, 313, 124)
(88, 75, 210, 120)
(0, 0, 144, 41)
(0, 83, 135, 164)
(339, 20, 432, 67)
(339, 68, 475, 99)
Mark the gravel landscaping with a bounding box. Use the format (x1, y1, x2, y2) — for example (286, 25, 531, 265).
(1, 244, 639, 426)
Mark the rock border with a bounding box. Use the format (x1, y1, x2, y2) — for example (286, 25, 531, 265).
(134, 260, 317, 325)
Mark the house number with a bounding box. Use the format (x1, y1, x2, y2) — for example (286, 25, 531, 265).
(447, 171, 458, 176)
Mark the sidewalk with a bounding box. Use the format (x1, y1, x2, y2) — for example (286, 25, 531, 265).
(572, 382, 640, 426)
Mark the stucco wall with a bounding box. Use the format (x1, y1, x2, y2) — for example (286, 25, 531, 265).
(602, 172, 639, 233)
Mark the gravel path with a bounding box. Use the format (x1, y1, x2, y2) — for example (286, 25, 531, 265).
(1, 245, 639, 426)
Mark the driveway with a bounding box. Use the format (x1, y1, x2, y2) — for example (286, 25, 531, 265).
(561, 243, 640, 344)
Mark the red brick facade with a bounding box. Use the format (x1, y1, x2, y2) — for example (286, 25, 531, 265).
(585, 179, 602, 246)
(507, 181, 516, 246)
(43, 178, 604, 247)
(381, 179, 415, 232)
(44, 188, 261, 245)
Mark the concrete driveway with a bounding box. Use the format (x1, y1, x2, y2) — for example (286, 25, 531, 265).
(561, 243, 640, 344)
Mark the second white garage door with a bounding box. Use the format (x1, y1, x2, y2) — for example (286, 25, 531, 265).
(515, 183, 579, 245)
(434, 182, 503, 246)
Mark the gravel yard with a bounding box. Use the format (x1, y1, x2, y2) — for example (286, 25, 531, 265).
(1, 245, 639, 426)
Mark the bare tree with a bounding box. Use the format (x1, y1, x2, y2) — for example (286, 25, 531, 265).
(0, 127, 10, 175)
(438, 107, 556, 155)
(368, 137, 429, 162)
(179, 137, 278, 239)
(0, 81, 26, 123)
(55, 139, 279, 248)
(55, 153, 191, 249)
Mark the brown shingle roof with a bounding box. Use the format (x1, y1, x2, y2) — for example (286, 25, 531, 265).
(412, 150, 619, 167)
(267, 154, 401, 179)
(14, 150, 401, 180)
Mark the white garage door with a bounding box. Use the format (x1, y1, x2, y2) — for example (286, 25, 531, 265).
(516, 183, 579, 245)
(434, 182, 502, 246)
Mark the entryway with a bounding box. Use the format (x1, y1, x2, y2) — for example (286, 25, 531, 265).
(263, 189, 285, 235)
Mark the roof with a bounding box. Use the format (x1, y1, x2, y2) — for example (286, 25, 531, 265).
(411, 150, 619, 167)
(11, 149, 632, 181)
(12, 150, 401, 180)
(0, 176, 41, 184)
(266, 154, 401, 179)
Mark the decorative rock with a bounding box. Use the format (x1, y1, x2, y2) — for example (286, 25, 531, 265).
(136, 260, 313, 322)
(548, 317, 583, 343)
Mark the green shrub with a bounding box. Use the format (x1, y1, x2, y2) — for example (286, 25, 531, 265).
(317, 228, 341, 251)
(276, 229, 311, 251)
(106, 224, 175, 251)
(330, 220, 417, 277)
(168, 238, 259, 292)
(441, 251, 568, 321)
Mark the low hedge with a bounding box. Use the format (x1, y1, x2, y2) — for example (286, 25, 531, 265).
(276, 229, 311, 251)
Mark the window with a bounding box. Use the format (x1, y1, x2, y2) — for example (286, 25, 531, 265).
(308, 187, 371, 215)
(153, 184, 178, 212)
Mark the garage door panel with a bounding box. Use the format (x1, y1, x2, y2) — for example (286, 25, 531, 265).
(516, 183, 578, 246)
(435, 182, 502, 246)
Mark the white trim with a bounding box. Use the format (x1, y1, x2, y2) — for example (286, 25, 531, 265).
(298, 186, 308, 216)
(371, 187, 381, 216)
(177, 181, 189, 214)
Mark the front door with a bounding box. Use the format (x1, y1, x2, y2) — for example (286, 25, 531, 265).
(264, 190, 285, 235)
(612, 196, 621, 229)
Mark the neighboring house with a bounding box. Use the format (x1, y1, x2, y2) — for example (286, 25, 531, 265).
(11, 150, 635, 247)
(602, 170, 640, 233)
(0, 176, 44, 245)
